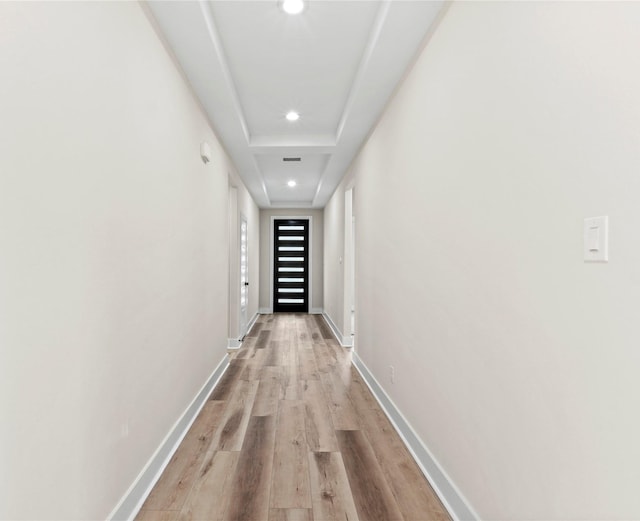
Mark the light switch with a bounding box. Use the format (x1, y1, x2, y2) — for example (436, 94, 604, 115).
(587, 226, 600, 252)
(584, 216, 608, 262)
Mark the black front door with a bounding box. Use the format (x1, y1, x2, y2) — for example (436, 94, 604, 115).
(273, 219, 309, 313)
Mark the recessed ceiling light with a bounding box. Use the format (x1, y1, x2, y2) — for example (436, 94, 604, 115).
(286, 111, 300, 122)
(281, 0, 305, 15)
(288, 180, 297, 187)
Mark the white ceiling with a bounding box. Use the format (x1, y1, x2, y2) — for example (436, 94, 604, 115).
(147, 0, 445, 209)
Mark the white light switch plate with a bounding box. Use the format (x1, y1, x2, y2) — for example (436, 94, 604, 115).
(584, 216, 608, 262)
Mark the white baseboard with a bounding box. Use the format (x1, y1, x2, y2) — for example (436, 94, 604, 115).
(321, 312, 353, 347)
(107, 354, 231, 521)
(246, 312, 259, 331)
(259, 308, 322, 316)
(227, 338, 241, 349)
(352, 353, 478, 521)
(228, 313, 260, 349)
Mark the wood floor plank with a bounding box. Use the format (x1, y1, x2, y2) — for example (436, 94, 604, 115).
(312, 343, 337, 374)
(308, 452, 359, 521)
(281, 330, 297, 366)
(301, 380, 339, 452)
(281, 358, 301, 400)
(209, 361, 244, 401)
(210, 380, 259, 452)
(136, 510, 179, 521)
(141, 401, 226, 511)
(314, 314, 334, 339)
(239, 348, 267, 381)
(358, 407, 452, 520)
(295, 318, 310, 343)
(223, 415, 276, 521)
(325, 341, 350, 374)
(270, 401, 311, 509)
(246, 320, 263, 338)
(252, 366, 283, 417)
(330, 359, 356, 389)
(269, 318, 286, 342)
(268, 509, 313, 521)
(336, 429, 404, 521)
(430, 511, 454, 521)
(243, 335, 258, 349)
(279, 328, 300, 399)
(298, 349, 320, 381)
(265, 339, 284, 366)
(346, 370, 379, 411)
(255, 329, 272, 349)
(232, 345, 252, 359)
(320, 371, 360, 430)
(178, 451, 239, 521)
(304, 315, 323, 345)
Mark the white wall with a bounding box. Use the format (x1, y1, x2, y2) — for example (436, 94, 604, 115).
(259, 209, 324, 312)
(325, 2, 640, 519)
(0, 2, 248, 519)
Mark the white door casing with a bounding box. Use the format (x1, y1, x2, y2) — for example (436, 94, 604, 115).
(239, 214, 248, 338)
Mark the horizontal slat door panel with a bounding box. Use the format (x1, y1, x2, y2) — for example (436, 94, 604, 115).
(274, 219, 309, 312)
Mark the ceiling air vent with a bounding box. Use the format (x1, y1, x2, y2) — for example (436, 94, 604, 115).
(283, 157, 301, 162)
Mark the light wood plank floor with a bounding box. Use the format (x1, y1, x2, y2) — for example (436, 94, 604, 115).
(137, 313, 451, 521)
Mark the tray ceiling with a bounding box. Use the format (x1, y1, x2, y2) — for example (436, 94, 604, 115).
(147, 0, 445, 208)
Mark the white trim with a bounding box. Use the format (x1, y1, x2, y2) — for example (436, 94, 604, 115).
(228, 185, 239, 348)
(270, 215, 313, 313)
(310, 307, 323, 315)
(334, 1, 390, 143)
(246, 311, 259, 332)
(259, 307, 272, 315)
(343, 189, 356, 341)
(199, 1, 250, 144)
(228, 312, 259, 349)
(351, 353, 478, 521)
(238, 212, 249, 339)
(227, 338, 241, 349)
(321, 312, 353, 347)
(107, 354, 231, 521)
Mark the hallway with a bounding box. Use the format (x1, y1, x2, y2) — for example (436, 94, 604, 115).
(136, 314, 450, 521)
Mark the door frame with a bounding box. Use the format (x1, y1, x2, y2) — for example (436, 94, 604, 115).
(269, 215, 313, 314)
(343, 188, 355, 348)
(227, 184, 241, 348)
(239, 212, 249, 338)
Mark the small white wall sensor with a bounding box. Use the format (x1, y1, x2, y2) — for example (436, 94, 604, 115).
(200, 141, 212, 164)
